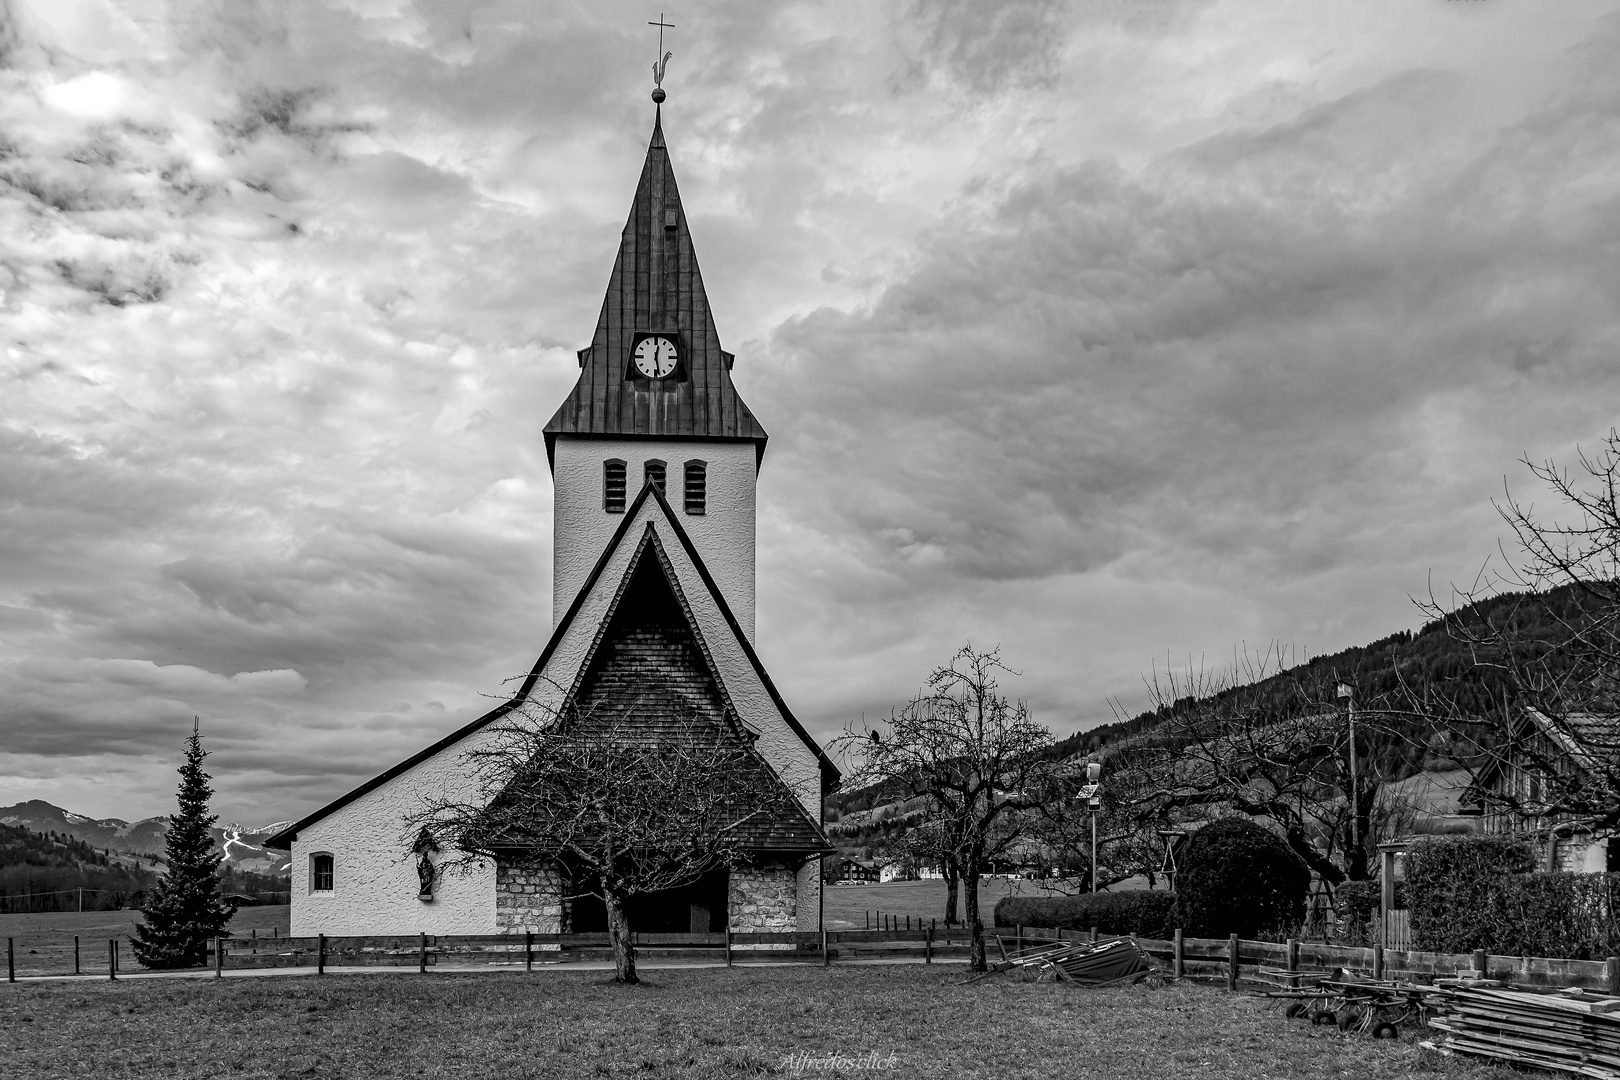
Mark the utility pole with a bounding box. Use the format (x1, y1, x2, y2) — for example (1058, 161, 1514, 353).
(1338, 683, 1358, 854)
(1084, 761, 1103, 894)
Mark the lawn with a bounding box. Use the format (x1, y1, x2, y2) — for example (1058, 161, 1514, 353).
(1, 965, 1533, 1079)
(823, 878, 1068, 930)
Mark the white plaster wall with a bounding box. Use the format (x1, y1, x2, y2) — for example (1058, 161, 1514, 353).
(552, 437, 756, 640)
(287, 722, 510, 937)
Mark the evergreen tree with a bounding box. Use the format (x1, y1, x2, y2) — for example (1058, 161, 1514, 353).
(131, 719, 235, 968)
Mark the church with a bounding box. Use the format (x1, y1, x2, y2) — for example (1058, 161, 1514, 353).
(265, 91, 839, 937)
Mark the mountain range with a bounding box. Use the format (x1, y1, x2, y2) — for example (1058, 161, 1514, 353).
(0, 800, 292, 876)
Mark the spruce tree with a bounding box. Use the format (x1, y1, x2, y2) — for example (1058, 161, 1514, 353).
(131, 719, 236, 968)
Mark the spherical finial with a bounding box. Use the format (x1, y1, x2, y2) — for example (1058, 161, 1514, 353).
(651, 87, 666, 104)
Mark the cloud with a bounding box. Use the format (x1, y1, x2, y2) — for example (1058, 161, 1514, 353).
(2, 0, 1618, 823)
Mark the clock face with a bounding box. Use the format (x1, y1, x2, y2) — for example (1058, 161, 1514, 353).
(632, 335, 680, 378)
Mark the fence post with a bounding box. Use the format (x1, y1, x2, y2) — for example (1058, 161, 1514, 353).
(7, 937, 12, 983)
(1173, 929, 1184, 979)
(1372, 941, 1384, 981)
(822, 928, 829, 968)
(906, 916, 910, 932)
(1227, 934, 1239, 991)
(724, 928, 732, 968)
(74, 935, 80, 976)
(1472, 949, 1487, 981)
(1090, 925, 1098, 943)
(108, 939, 116, 981)
(419, 933, 427, 974)
(1016, 925, 1022, 954)
(1287, 937, 1299, 975)
(865, 911, 869, 930)
(214, 937, 223, 979)
(925, 926, 933, 965)
(526, 931, 534, 973)
(317, 933, 326, 976)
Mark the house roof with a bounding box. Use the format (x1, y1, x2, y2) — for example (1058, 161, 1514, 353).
(265, 480, 839, 851)
(542, 108, 768, 468)
(1475, 707, 1620, 790)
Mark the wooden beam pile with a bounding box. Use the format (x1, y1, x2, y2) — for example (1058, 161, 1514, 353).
(1429, 986, 1620, 1077)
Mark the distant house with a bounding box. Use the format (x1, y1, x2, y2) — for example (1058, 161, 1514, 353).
(841, 860, 880, 883)
(1474, 708, 1620, 873)
(877, 860, 917, 883)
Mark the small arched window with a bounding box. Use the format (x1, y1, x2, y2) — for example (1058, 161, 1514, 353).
(603, 459, 626, 513)
(644, 459, 666, 497)
(311, 852, 334, 893)
(684, 460, 706, 515)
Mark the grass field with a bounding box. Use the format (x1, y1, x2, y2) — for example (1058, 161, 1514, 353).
(0, 907, 290, 977)
(823, 878, 1062, 930)
(0, 964, 1536, 1079)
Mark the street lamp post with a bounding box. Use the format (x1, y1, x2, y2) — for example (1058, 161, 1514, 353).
(1084, 761, 1103, 894)
(1338, 683, 1358, 855)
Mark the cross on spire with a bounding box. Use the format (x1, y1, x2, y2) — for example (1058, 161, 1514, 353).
(649, 13, 673, 102)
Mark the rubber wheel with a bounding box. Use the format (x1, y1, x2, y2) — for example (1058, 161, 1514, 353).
(1285, 1003, 1307, 1019)
(1335, 1007, 1360, 1032)
(1371, 1022, 1400, 1040)
(1311, 1011, 1335, 1026)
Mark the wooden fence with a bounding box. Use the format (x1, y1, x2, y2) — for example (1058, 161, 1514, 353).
(1006, 925, 1620, 993)
(10, 924, 1620, 991)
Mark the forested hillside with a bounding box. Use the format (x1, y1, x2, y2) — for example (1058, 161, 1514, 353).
(0, 823, 156, 912)
(829, 581, 1598, 819)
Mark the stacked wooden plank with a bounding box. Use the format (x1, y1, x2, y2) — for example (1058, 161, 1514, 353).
(1002, 937, 1154, 985)
(1429, 986, 1620, 1077)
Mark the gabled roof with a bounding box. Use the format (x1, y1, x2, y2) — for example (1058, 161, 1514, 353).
(542, 108, 767, 467)
(479, 529, 828, 854)
(265, 480, 838, 851)
(1476, 707, 1620, 790)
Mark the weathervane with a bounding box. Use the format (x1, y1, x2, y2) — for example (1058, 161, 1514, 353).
(649, 13, 673, 103)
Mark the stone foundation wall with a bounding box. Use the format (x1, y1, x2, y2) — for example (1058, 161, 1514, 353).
(729, 862, 798, 932)
(496, 864, 563, 933)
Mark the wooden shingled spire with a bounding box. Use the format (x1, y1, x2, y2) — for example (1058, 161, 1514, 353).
(543, 107, 768, 467)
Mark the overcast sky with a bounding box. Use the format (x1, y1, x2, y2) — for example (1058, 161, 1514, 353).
(3, 0, 1618, 825)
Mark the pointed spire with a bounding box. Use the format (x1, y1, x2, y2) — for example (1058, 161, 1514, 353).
(544, 107, 767, 466)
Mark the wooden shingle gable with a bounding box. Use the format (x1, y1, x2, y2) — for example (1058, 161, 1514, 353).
(543, 108, 768, 468)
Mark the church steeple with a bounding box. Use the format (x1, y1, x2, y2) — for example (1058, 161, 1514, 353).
(543, 108, 768, 467)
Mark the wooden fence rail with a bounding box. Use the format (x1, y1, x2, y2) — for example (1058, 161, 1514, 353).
(14, 923, 1620, 988)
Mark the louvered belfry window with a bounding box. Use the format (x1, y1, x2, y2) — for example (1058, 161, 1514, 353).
(645, 460, 666, 497)
(684, 460, 706, 515)
(603, 459, 627, 513)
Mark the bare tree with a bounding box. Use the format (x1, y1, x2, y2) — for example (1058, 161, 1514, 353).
(411, 688, 812, 984)
(836, 645, 1053, 972)
(1113, 644, 1417, 885)
(1414, 430, 1620, 829)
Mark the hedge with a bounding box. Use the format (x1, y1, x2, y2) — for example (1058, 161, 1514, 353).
(1177, 818, 1310, 938)
(1406, 834, 1535, 953)
(992, 890, 1177, 938)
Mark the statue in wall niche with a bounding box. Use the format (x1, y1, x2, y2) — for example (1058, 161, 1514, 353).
(414, 829, 439, 901)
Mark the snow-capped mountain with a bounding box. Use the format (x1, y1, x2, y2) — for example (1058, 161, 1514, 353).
(0, 800, 291, 875)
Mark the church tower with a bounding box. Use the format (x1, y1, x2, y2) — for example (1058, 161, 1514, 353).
(544, 106, 767, 640)
(266, 92, 836, 940)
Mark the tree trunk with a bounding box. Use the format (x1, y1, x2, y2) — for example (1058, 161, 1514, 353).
(943, 858, 959, 926)
(1282, 823, 1347, 886)
(963, 857, 987, 972)
(604, 891, 637, 984)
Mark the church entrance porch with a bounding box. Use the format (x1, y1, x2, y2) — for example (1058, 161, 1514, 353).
(567, 869, 729, 934)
